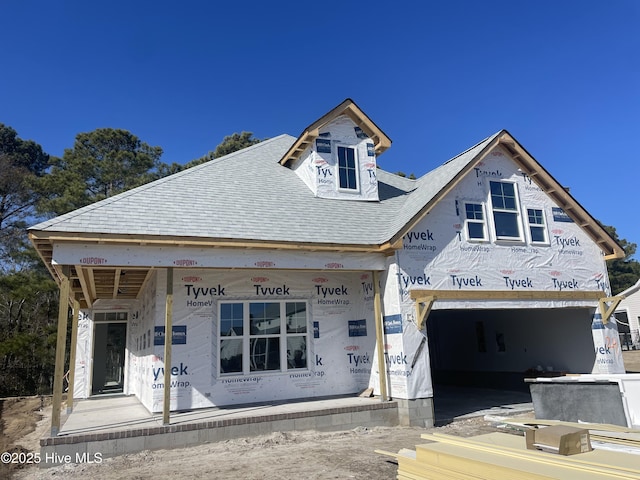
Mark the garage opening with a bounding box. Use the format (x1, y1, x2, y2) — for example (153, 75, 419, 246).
(426, 307, 596, 392)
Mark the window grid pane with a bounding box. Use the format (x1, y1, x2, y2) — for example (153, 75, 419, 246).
(250, 337, 280, 371)
(464, 203, 486, 240)
(493, 211, 520, 238)
(490, 181, 517, 211)
(220, 303, 243, 336)
(338, 146, 357, 190)
(286, 302, 307, 333)
(528, 209, 544, 225)
(465, 203, 484, 220)
(250, 302, 280, 335)
(287, 336, 307, 369)
(527, 209, 547, 242)
(220, 301, 308, 376)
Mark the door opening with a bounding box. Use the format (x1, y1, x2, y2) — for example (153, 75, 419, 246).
(92, 320, 127, 395)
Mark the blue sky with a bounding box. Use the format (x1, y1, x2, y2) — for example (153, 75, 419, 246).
(2, 1, 639, 249)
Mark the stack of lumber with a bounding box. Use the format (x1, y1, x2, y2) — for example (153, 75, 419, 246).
(379, 426, 640, 480)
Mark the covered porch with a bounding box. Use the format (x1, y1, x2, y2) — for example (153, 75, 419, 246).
(39, 386, 533, 466)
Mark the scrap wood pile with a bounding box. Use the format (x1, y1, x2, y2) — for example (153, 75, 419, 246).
(377, 418, 640, 480)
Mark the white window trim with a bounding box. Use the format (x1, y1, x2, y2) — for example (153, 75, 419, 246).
(462, 201, 489, 242)
(218, 300, 309, 377)
(488, 180, 525, 243)
(335, 145, 360, 193)
(526, 207, 550, 245)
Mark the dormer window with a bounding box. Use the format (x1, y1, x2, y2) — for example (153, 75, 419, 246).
(337, 146, 358, 191)
(281, 99, 390, 202)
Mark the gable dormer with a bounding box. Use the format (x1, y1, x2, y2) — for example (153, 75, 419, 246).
(280, 99, 391, 201)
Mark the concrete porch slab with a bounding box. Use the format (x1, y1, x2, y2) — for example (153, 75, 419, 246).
(40, 395, 399, 466)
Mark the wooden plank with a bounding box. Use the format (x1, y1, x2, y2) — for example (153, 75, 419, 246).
(410, 290, 605, 302)
(373, 270, 388, 401)
(416, 296, 434, 330)
(162, 267, 174, 426)
(415, 441, 557, 480)
(599, 296, 624, 324)
(74, 265, 93, 308)
(51, 266, 70, 436)
(420, 432, 640, 478)
(500, 416, 640, 434)
(112, 267, 122, 298)
(66, 298, 80, 414)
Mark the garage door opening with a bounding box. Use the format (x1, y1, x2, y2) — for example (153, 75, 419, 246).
(425, 307, 595, 393)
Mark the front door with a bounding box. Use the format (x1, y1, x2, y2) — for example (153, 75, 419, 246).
(92, 321, 127, 395)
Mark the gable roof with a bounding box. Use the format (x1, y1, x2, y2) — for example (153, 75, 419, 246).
(279, 98, 392, 167)
(382, 129, 623, 259)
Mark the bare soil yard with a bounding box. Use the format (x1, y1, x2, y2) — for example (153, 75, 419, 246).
(2, 350, 639, 480)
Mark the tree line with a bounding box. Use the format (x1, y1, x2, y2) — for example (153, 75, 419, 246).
(0, 124, 638, 397)
(0, 125, 260, 396)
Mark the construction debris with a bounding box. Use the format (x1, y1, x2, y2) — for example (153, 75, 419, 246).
(378, 421, 640, 479)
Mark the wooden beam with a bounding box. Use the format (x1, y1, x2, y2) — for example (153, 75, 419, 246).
(86, 267, 97, 301)
(137, 269, 155, 299)
(163, 267, 174, 425)
(113, 268, 122, 298)
(372, 271, 388, 402)
(599, 296, 624, 324)
(416, 296, 435, 330)
(51, 266, 70, 436)
(30, 232, 386, 254)
(67, 298, 80, 414)
(411, 290, 605, 302)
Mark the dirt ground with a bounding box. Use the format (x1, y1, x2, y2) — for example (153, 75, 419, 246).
(2, 349, 639, 480)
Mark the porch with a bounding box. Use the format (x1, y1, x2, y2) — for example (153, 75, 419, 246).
(40, 394, 399, 466)
(39, 386, 533, 466)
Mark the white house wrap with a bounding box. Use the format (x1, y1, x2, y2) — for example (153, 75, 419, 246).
(32, 99, 625, 428)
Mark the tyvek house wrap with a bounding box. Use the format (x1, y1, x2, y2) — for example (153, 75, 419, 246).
(291, 115, 379, 201)
(397, 149, 610, 304)
(374, 146, 622, 399)
(124, 269, 377, 413)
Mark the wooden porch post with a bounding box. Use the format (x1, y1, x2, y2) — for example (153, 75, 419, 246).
(373, 270, 388, 401)
(51, 266, 70, 436)
(162, 267, 174, 425)
(66, 298, 80, 414)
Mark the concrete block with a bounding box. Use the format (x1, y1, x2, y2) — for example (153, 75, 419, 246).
(350, 410, 373, 425)
(144, 433, 173, 451)
(115, 436, 145, 455)
(269, 419, 295, 433)
(330, 412, 352, 426)
(226, 422, 254, 439)
(176, 429, 200, 448)
(87, 439, 117, 458)
(293, 416, 318, 431)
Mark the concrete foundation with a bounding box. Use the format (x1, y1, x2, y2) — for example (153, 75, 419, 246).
(40, 396, 399, 467)
(396, 397, 435, 427)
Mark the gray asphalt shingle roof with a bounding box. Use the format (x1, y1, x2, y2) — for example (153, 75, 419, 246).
(29, 132, 499, 246)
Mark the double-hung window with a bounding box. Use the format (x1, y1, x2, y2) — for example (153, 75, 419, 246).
(464, 202, 487, 241)
(337, 146, 358, 191)
(527, 208, 548, 243)
(489, 181, 523, 240)
(219, 301, 308, 375)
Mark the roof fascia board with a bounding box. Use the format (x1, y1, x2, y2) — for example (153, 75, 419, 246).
(496, 131, 625, 260)
(279, 99, 392, 166)
(29, 231, 387, 254)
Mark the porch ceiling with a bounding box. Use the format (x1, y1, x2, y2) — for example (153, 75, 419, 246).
(32, 235, 151, 308)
